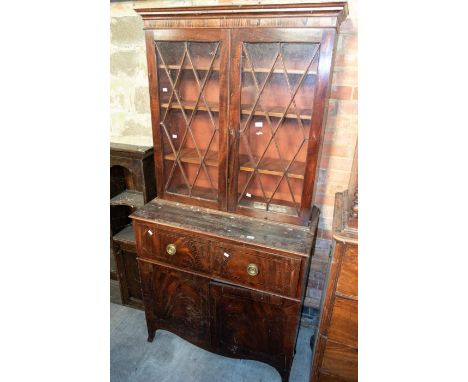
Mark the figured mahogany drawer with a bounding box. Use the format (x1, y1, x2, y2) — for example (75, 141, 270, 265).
(321, 340, 358, 381)
(336, 245, 358, 297)
(328, 297, 358, 348)
(134, 223, 211, 273)
(211, 243, 302, 298)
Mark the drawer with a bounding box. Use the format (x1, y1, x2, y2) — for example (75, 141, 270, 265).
(212, 243, 302, 298)
(336, 245, 358, 297)
(134, 223, 159, 258)
(321, 340, 358, 381)
(134, 223, 211, 273)
(328, 297, 358, 348)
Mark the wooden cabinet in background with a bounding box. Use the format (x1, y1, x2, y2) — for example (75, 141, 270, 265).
(131, 2, 348, 381)
(310, 144, 358, 381)
(110, 143, 156, 309)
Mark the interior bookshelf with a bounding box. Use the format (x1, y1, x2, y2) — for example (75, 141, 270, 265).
(152, 33, 324, 224)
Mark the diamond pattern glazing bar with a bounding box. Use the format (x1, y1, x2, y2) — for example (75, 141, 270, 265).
(237, 42, 320, 216)
(156, 41, 221, 201)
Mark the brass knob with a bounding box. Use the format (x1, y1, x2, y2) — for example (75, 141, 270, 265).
(246, 263, 259, 276)
(166, 243, 176, 256)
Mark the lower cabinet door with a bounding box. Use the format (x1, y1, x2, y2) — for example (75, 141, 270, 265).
(138, 261, 210, 347)
(209, 281, 301, 375)
(116, 249, 143, 303)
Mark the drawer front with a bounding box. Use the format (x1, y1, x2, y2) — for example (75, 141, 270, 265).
(134, 223, 159, 259)
(134, 223, 211, 273)
(157, 230, 211, 272)
(336, 245, 358, 297)
(321, 340, 358, 381)
(328, 297, 358, 348)
(212, 243, 301, 298)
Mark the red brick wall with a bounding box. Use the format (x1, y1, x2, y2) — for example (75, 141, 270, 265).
(305, 0, 358, 309)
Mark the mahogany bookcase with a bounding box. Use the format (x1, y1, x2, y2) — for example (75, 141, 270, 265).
(130, 2, 349, 381)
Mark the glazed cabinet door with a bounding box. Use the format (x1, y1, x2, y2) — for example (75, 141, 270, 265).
(138, 261, 210, 348)
(228, 28, 336, 225)
(209, 281, 301, 379)
(145, 29, 229, 210)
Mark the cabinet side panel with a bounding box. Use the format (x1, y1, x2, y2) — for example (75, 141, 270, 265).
(301, 29, 337, 211)
(145, 30, 165, 198)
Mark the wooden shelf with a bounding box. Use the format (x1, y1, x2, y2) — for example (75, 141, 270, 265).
(158, 64, 316, 75)
(161, 101, 312, 120)
(239, 154, 305, 180)
(238, 194, 300, 216)
(168, 184, 218, 201)
(110, 190, 144, 208)
(113, 224, 136, 245)
(164, 148, 305, 179)
(164, 148, 218, 167)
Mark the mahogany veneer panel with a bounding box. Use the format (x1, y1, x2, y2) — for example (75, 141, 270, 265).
(211, 241, 302, 297)
(321, 341, 358, 381)
(327, 297, 358, 348)
(210, 281, 301, 378)
(136, 225, 212, 274)
(139, 261, 210, 346)
(336, 246, 358, 297)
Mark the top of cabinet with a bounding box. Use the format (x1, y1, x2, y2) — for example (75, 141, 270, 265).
(110, 142, 154, 159)
(332, 190, 357, 244)
(131, 198, 319, 256)
(135, 1, 348, 27)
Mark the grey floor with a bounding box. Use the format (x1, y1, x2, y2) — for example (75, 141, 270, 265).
(111, 303, 314, 382)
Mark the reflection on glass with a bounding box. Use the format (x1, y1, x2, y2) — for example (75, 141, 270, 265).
(156, 41, 221, 201)
(237, 42, 320, 216)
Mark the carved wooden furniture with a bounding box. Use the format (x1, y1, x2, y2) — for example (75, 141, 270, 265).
(131, 2, 348, 381)
(110, 143, 156, 308)
(310, 145, 358, 381)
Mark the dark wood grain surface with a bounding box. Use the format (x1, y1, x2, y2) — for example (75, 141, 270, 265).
(131, 198, 315, 255)
(110, 142, 153, 159)
(310, 191, 358, 382)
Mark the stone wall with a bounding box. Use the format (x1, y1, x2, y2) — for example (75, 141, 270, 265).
(110, 2, 152, 146)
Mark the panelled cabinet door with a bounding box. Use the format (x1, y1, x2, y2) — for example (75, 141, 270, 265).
(209, 281, 301, 377)
(146, 29, 229, 209)
(138, 261, 210, 346)
(228, 28, 336, 225)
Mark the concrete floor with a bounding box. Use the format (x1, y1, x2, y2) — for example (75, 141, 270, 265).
(111, 303, 314, 382)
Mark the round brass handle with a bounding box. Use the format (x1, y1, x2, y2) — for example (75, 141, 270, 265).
(166, 243, 177, 256)
(246, 263, 259, 276)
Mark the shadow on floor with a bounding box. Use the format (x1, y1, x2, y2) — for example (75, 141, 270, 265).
(111, 303, 314, 382)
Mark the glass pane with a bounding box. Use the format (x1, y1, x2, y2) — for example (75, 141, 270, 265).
(156, 41, 221, 201)
(237, 42, 320, 216)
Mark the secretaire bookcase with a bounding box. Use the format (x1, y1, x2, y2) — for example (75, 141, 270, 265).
(130, 2, 348, 381)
